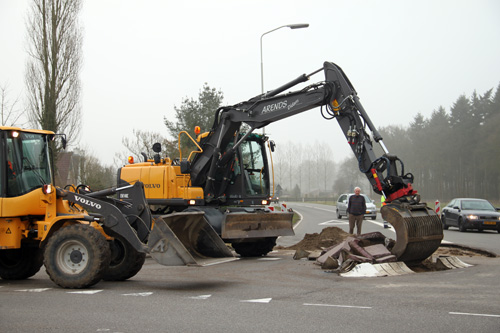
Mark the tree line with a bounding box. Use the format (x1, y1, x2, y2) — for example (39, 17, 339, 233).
(376, 84, 500, 202)
(272, 84, 500, 203)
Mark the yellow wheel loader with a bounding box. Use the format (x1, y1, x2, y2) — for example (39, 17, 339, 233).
(0, 127, 235, 288)
(120, 61, 443, 263)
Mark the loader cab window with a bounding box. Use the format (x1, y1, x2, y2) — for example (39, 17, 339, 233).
(5, 131, 52, 197)
(240, 138, 268, 196)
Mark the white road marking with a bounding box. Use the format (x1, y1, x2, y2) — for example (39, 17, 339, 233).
(449, 312, 500, 318)
(304, 303, 372, 309)
(189, 294, 212, 300)
(258, 257, 281, 261)
(15, 288, 51, 292)
(67, 290, 103, 294)
(121, 292, 153, 296)
(240, 298, 272, 303)
(303, 205, 336, 213)
(292, 210, 304, 229)
(319, 220, 348, 226)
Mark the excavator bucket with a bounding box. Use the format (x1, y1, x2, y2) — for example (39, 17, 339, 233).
(381, 202, 443, 263)
(148, 211, 237, 266)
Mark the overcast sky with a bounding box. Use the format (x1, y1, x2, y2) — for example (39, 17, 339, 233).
(1, 0, 499, 166)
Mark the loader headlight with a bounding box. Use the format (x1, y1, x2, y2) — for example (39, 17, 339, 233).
(262, 200, 269, 205)
(466, 214, 479, 220)
(188, 200, 196, 205)
(42, 184, 53, 194)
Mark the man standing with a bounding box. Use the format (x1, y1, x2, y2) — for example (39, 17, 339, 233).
(347, 187, 366, 235)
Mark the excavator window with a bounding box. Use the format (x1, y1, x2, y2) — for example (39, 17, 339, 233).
(240, 139, 268, 196)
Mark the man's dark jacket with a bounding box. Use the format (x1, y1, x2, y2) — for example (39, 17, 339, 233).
(347, 195, 366, 216)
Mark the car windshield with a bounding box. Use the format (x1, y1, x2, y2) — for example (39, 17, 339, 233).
(461, 200, 496, 211)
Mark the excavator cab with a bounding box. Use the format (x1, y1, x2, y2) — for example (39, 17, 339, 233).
(215, 133, 271, 204)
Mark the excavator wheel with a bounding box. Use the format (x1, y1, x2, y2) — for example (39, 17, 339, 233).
(102, 234, 146, 281)
(232, 237, 277, 257)
(381, 202, 443, 263)
(44, 224, 111, 288)
(0, 246, 43, 280)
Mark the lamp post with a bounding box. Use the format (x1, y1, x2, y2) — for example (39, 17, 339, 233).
(260, 23, 309, 95)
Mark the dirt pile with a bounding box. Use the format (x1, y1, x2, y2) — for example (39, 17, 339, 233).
(284, 227, 352, 251)
(282, 227, 496, 274)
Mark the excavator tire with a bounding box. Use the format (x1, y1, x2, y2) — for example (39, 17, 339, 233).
(381, 202, 443, 263)
(44, 224, 111, 289)
(232, 237, 277, 257)
(102, 234, 146, 281)
(0, 246, 43, 280)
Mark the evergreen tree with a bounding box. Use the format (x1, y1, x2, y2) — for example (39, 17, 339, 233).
(164, 83, 223, 157)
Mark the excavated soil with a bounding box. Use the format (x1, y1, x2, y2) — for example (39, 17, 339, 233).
(282, 227, 352, 251)
(277, 226, 497, 273)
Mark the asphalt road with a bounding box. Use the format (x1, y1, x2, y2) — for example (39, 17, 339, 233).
(1, 202, 499, 332)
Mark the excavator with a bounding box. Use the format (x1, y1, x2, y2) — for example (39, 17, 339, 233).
(120, 61, 443, 263)
(0, 127, 235, 288)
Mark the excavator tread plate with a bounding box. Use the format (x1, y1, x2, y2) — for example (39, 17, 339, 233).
(222, 211, 295, 239)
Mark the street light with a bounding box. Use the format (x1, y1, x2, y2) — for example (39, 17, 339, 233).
(260, 24, 309, 95)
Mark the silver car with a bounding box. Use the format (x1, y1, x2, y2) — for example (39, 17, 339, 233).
(336, 193, 377, 220)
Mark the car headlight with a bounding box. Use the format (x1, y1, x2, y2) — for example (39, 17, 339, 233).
(466, 214, 479, 220)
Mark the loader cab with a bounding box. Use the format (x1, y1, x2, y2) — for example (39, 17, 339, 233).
(0, 128, 53, 198)
(222, 133, 271, 204)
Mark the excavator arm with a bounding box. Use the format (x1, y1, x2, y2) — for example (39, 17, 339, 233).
(192, 62, 415, 204)
(190, 61, 443, 263)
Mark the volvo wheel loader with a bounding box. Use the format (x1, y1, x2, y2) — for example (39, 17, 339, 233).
(0, 127, 235, 289)
(120, 61, 443, 263)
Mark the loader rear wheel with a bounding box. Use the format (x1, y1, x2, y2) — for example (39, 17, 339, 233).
(102, 235, 146, 281)
(44, 224, 110, 289)
(232, 237, 277, 257)
(0, 247, 43, 280)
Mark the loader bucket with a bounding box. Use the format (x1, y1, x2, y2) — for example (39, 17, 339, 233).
(148, 211, 237, 266)
(221, 210, 295, 239)
(381, 202, 443, 263)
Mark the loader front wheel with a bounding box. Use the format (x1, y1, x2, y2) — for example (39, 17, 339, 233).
(102, 235, 146, 281)
(44, 224, 110, 289)
(232, 237, 277, 257)
(0, 247, 43, 280)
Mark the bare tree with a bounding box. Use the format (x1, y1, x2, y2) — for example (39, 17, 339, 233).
(0, 83, 24, 126)
(25, 0, 83, 151)
(116, 129, 177, 166)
